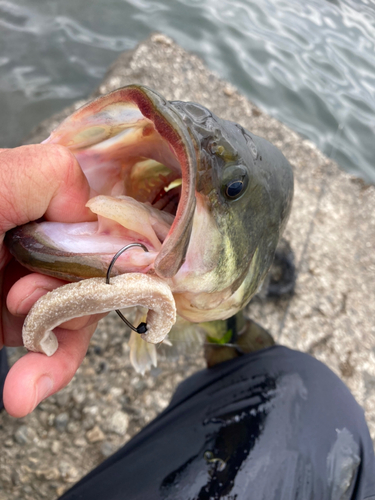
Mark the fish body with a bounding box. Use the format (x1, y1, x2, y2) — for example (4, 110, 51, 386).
(6, 85, 293, 325)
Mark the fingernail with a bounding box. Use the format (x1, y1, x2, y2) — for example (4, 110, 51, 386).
(35, 375, 54, 408)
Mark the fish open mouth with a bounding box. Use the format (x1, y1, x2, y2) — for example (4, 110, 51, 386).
(6, 86, 197, 281)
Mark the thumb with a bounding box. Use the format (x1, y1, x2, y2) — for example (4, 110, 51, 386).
(0, 144, 94, 235)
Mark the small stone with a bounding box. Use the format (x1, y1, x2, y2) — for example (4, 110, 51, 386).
(35, 467, 60, 480)
(99, 382, 112, 395)
(18, 470, 32, 485)
(122, 403, 142, 418)
(0, 463, 12, 479)
(96, 360, 109, 374)
(72, 387, 86, 405)
(14, 425, 35, 445)
(4, 439, 13, 447)
(27, 455, 40, 469)
(11, 469, 21, 485)
(56, 391, 70, 407)
(51, 440, 61, 455)
(56, 485, 67, 497)
(93, 344, 103, 355)
(223, 85, 235, 97)
(86, 425, 105, 443)
(38, 411, 49, 426)
(100, 441, 115, 458)
(0, 472, 12, 488)
(109, 387, 123, 398)
(55, 412, 69, 432)
(38, 402, 49, 412)
(131, 378, 147, 392)
(38, 439, 50, 450)
(82, 415, 96, 430)
(83, 405, 99, 416)
(73, 437, 87, 448)
(59, 461, 79, 483)
(83, 367, 96, 377)
(71, 408, 81, 420)
(38, 401, 55, 412)
(67, 421, 81, 434)
(107, 411, 129, 436)
(151, 33, 173, 46)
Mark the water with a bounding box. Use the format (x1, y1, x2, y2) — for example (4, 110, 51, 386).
(0, 0, 374, 183)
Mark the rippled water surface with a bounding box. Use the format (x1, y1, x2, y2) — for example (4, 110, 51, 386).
(1, 0, 374, 182)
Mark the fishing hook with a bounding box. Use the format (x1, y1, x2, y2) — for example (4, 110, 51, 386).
(106, 243, 149, 334)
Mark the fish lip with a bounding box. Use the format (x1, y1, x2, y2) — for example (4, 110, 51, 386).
(5, 223, 108, 282)
(7, 85, 197, 280)
(123, 86, 197, 278)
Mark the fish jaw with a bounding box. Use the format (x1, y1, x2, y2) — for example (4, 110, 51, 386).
(6, 85, 197, 280)
(5, 220, 158, 281)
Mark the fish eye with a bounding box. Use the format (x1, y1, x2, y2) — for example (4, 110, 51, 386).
(225, 180, 245, 199)
(222, 165, 249, 201)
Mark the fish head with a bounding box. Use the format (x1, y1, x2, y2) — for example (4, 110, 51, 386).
(6, 85, 293, 323)
(168, 100, 294, 321)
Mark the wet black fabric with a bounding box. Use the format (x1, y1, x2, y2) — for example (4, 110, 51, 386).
(56, 346, 374, 499)
(0, 348, 8, 410)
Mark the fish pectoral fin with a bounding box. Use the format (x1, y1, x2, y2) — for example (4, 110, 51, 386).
(129, 330, 157, 375)
(128, 306, 158, 375)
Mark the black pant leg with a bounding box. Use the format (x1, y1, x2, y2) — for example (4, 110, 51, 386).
(60, 346, 375, 500)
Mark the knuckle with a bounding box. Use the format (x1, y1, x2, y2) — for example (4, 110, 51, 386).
(45, 144, 78, 182)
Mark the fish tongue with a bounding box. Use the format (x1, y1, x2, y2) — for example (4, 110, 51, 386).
(87, 195, 175, 251)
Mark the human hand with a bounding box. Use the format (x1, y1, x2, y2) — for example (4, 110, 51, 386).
(0, 145, 103, 417)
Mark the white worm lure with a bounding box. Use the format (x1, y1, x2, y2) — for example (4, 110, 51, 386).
(22, 273, 176, 356)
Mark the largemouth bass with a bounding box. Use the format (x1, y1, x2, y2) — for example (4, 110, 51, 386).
(6, 85, 293, 369)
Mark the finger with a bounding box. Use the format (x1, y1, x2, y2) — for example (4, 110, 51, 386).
(3, 321, 97, 418)
(7, 273, 71, 317)
(0, 144, 95, 235)
(2, 307, 103, 348)
(4, 273, 68, 347)
(55, 312, 107, 330)
(5, 273, 106, 345)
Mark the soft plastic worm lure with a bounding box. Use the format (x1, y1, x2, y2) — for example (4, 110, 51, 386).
(22, 271, 176, 356)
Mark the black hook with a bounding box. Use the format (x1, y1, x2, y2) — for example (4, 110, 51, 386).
(106, 243, 149, 334)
